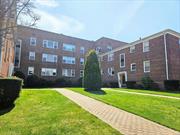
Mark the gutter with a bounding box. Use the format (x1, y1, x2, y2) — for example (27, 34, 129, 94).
(164, 33, 169, 80)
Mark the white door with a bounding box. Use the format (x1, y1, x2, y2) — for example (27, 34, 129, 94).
(117, 71, 127, 88)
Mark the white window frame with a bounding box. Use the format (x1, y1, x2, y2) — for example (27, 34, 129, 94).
(30, 37, 36, 46)
(41, 68, 57, 76)
(80, 58, 84, 65)
(29, 51, 35, 60)
(96, 47, 102, 54)
(130, 46, 135, 53)
(14, 39, 22, 68)
(43, 40, 58, 49)
(62, 69, 75, 77)
(108, 53, 114, 61)
(108, 67, 114, 76)
(62, 56, 76, 64)
(143, 41, 150, 52)
(120, 53, 125, 68)
(107, 46, 112, 51)
(63, 43, 76, 52)
(143, 60, 150, 73)
(131, 63, 136, 72)
(42, 53, 57, 63)
(80, 70, 84, 77)
(28, 67, 34, 75)
(80, 47, 85, 54)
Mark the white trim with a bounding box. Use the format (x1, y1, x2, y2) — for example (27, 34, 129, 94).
(143, 40, 150, 52)
(130, 45, 135, 53)
(29, 51, 35, 60)
(120, 53, 125, 68)
(14, 39, 22, 68)
(130, 63, 136, 72)
(28, 66, 34, 75)
(143, 60, 150, 73)
(99, 29, 180, 57)
(164, 34, 169, 80)
(30, 37, 36, 46)
(117, 71, 127, 88)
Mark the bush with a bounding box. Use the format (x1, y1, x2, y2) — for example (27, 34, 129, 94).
(0, 78, 23, 108)
(13, 71, 26, 80)
(126, 81, 136, 89)
(164, 80, 180, 91)
(109, 82, 119, 88)
(83, 50, 102, 91)
(141, 76, 154, 90)
(54, 77, 72, 87)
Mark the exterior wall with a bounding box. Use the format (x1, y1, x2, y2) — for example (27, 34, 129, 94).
(101, 35, 168, 88)
(15, 26, 127, 82)
(166, 34, 180, 80)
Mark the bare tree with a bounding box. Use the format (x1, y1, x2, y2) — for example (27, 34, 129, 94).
(0, 0, 40, 49)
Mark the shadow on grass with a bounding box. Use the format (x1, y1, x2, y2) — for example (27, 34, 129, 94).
(0, 104, 15, 116)
(85, 89, 106, 95)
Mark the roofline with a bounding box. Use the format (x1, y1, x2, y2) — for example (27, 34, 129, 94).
(99, 29, 180, 57)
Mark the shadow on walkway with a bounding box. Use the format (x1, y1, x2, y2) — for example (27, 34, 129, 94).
(0, 104, 15, 116)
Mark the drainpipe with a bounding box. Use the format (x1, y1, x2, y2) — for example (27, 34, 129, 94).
(164, 33, 169, 80)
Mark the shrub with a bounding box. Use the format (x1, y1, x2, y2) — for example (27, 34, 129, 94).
(126, 81, 136, 89)
(25, 75, 40, 88)
(83, 50, 102, 91)
(141, 76, 154, 90)
(54, 77, 72, 87)
(109, 82, 119, 88)
(13, 71, 26, 80)
(0, 78, 23, 108)
(164, 80, 180, 91)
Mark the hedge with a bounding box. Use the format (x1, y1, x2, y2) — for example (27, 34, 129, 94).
(164, 80, 180, 91)
(0, 78, 23, 109)
(126, 81, 136, 89)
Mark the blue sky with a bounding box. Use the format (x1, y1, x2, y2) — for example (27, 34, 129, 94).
(33, 0, 180, 43)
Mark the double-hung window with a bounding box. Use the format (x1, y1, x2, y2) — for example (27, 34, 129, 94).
(108, 67, 114, 76)
(43, 40, 58, 49)
(42, 53, 57, 63)
(62, 56, 75, 64)
(80, 58, 84, 65)
(30, 37, 36, 46)
(143, 41, 150, 52)
(108, 53, 114, 61)
(120, 53, 125, 68)
(41, 68, 57, 76)
(29, 51, 35, 60)
(144, 60, 150, 72)
(130, 46, 135, 53)
(14, 40, 22, 67)
(80, 47, 85, 54)
(63, 43, 75, 52)
(131, 63, 136, 72)
(62, 69, 75, 77)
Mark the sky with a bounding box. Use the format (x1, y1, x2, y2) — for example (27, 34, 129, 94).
(32, 0, 180, 43)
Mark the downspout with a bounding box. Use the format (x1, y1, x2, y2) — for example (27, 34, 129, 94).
(164, 33, 169, 80)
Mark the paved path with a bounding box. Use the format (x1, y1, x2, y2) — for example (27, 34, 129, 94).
(55, 88, 179, 135)
(103, 88, 180, 100)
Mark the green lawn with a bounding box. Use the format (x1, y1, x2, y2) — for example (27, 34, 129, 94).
(69, 88, 180, 131)
(105, 88, 180, 98)
(0, 89, 120, 135)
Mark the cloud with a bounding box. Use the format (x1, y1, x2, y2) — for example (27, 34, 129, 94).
(34, 0, 59, 7)
(35, 9, 85, 35)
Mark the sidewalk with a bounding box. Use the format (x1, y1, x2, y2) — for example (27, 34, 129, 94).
(56, 88, 179, 135)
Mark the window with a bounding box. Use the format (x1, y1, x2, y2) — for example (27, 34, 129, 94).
(62, 56, 75, 64)
(80, 47, 85, 54)
(108, 53, 114, 61)
(30, 37, 36, 46)
(144, 60, 150, 72)
(62, 69, 75, 77)
(41, 68, 57, 76)
(120, 53, 125, 68)
(101, 69, 104, 75)
(80, 70, 84, 77)
(131, 63, 136, 72)
(108, 67, 114, 76)
(42, 53, 57, 63)
(28, 67, 34, 75)
(96, 47, 102, 54)
(143, 41, 149, 52)
(80, 58, 84, 65)
(107, 46, 112, 51)
(63, 43, 75, 52)
(43, 40, 58, 49)
(130, 46, 135, 53)
(14, 40, 22, 68)
(29, 52, 35, 60)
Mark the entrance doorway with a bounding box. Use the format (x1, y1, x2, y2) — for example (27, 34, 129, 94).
(117, 71, 127, 88)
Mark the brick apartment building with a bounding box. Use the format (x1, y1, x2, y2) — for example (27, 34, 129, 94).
(0, 0, 16, 77)
(14, 25, 127, 82)
(99, 29, 180, 88)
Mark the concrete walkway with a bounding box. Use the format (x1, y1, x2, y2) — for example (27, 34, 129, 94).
(103, 88, 180, 100)
(56, 88, 179, 135)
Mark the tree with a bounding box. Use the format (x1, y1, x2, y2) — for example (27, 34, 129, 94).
(0, 0, 40, 49)
(83, 50, 102, 91)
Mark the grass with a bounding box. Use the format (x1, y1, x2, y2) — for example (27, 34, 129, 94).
(105, 88, 180, 98)
(69, 88, 180, 131)
(0, 89, 120, 135)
